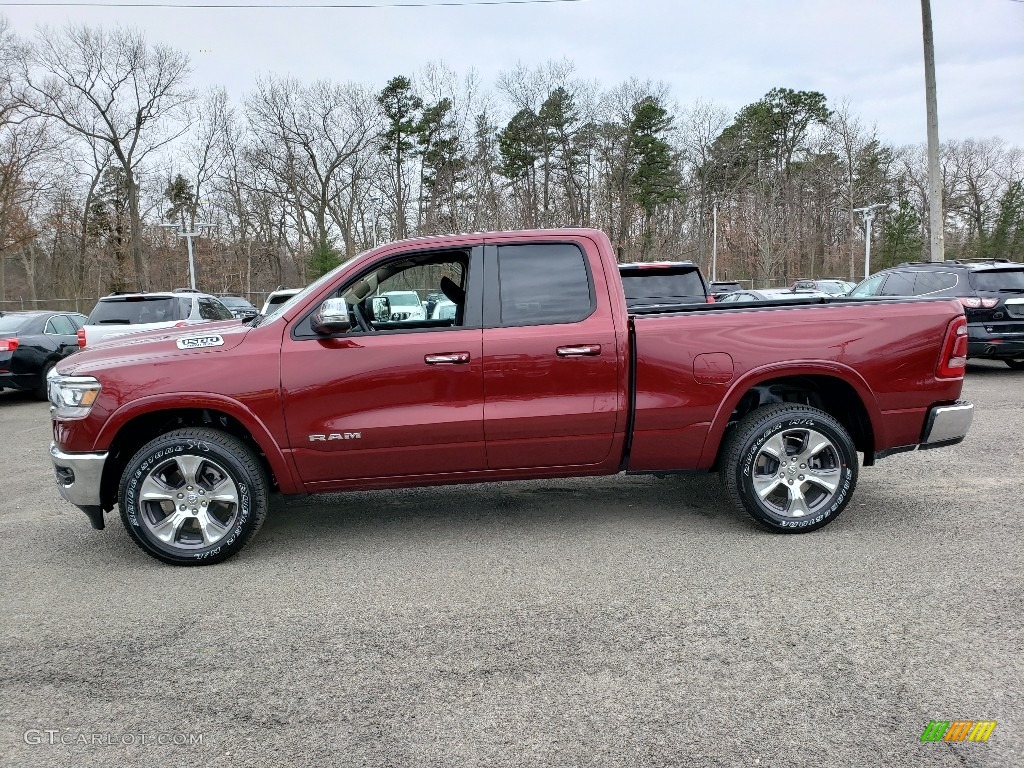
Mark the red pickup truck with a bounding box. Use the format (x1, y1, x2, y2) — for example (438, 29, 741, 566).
(48, 228, 974, 565)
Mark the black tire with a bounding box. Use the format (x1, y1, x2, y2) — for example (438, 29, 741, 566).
(720, 404, 858, 533)
(1004, 359, 1024, 370)
(118, 428, 268, 565)
(35, 361, 55, 401)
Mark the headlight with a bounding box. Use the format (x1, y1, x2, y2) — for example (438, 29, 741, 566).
(48, 371, 101, 419)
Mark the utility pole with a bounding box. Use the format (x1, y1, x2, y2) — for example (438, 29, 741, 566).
(160, 223, 213, 290)
(711, 200, 718, 282)
(921, 0, 945, 261)
(853, 204, 886, 279)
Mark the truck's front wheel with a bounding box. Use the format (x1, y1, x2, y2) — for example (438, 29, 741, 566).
(720, 404, 858, 533)
(118, 428, 268, 565)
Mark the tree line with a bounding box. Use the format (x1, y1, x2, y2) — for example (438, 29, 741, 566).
(2, 18, 1023, 308)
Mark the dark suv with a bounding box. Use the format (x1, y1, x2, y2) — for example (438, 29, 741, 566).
(850, 259, 1024, 368)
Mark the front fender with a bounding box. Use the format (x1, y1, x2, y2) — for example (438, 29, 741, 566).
(96, 392, 303, 494)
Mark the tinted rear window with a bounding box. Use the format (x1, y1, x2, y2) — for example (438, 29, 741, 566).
(498, 243, 593, 326)
(971, 269, 1024, 292)
(0, 314, 36, 333)
(621, 269, 706, 303)
(88, 297, 185, 324)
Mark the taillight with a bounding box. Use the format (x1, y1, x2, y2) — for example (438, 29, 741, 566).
(937, 315, 968, 378)
(706, 295, 716, 303)
(0, 339, 18, 352)
(77, 328, 86, 349)
(174, 322, 188, 327)
(958, 297, 998, 309)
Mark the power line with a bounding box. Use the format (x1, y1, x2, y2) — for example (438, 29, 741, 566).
(2, 0, 586, 7)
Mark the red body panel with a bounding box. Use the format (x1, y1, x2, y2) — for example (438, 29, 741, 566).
(51, 228, 966, 499)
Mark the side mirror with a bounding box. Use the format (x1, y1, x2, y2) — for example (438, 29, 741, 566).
(312, 298, 352, 335)
(371, 296, 392, 323)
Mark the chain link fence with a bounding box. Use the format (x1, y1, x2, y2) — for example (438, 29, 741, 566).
(0, 298, 98, 315)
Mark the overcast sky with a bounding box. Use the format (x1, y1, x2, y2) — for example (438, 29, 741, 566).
(5, 0, 1023, 146)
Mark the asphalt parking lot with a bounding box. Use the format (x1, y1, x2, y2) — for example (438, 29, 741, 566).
(0, 362, 1021, 768)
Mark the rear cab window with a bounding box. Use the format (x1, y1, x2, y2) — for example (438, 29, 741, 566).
(619, 266, 707, 306)
(88, 297, 185, 325)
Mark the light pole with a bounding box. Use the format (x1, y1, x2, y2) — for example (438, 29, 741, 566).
(160, 222, 213, 290)
(711, 200, 718, 282)
(853, 204, 886, 279)
(921, 0, 945, 262)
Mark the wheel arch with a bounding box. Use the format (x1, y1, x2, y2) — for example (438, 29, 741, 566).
(701, 363, 880, 470)
(97, 395, 301, 511)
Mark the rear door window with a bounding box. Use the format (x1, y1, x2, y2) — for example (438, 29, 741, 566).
(914, 271, 959, 295)
(88, 297, 184, 324)
(497, 243, 593, 326)
(198, 298, 233, 321)
(879, 271, 916, 296)
(45, 315, 75, 335)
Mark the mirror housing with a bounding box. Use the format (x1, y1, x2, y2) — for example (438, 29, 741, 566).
(371, 296, 392, 323)
(311, 298, 352, 335)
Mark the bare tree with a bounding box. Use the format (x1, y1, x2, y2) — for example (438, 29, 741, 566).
(20, 24, 193, 290)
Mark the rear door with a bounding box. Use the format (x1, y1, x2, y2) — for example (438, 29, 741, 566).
(481, 238, 620, 469)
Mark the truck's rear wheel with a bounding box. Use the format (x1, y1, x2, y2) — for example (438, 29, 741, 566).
(118, 428, 268, 565)
(720, 404, 858, 533)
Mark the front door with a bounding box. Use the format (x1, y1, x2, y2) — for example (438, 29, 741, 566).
(282, 247, 486, 485)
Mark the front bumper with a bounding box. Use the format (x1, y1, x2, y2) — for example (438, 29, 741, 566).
(49, 442, 108, 529)
(920, 401, 974, 449)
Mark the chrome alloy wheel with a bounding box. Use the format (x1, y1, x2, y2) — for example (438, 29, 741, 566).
(137, 454, 240, 549)
(750, 427, 842, 518)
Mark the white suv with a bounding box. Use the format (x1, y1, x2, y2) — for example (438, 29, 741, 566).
(81, 289, 235, 348)
(380, 290, 426, 321)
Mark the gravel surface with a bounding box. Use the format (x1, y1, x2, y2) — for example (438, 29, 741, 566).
(1, 362, 1020, 767)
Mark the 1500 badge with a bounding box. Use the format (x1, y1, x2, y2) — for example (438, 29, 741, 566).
(176, 335, 225, 350)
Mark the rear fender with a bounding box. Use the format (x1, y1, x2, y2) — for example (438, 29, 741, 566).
(698, 361, 881, 468)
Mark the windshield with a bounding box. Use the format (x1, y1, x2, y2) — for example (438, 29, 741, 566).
(261, 251, 367, 324)
(816, 281, 849, 294)
(971, 269, 1024, 292)
(88, 297, 185, 324)
(219, 296, 251, 308)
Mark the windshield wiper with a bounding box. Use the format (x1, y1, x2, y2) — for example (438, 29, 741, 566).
(246, 313, 264, 328)
(97, 319, 130, 324)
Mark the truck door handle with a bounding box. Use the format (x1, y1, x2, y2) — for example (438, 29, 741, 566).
(556, 344, 602, 357)
(425, 352, 471, 365)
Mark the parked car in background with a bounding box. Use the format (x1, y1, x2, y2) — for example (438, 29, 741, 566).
(218, 295, 258, 321)
(717, 288, 832, 303)
(709, 280, 743, 300)
(260, 288, 302, 316)
(380, 290, 427, 321)
(618, 261, 711, 309)
(849, 259, 1024, 368)
(0, 310, 87, 398)
(80, 290, 235, 349)
(422, 291, 446, 318)
(791, 279, 855, 295)
(430, 298, 457, 321)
